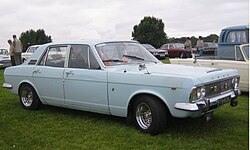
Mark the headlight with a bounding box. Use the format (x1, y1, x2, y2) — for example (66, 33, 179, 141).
(232, 76, 240, 89)
(189, 86, 206, 102)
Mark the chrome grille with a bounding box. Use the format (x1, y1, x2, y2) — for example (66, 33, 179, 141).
(0, 60, 10, 63)
(205, 79, 233, 97)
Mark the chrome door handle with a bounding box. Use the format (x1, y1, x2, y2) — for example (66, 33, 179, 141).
(33, 69, 41, 74)
(66, 71, 74, 77)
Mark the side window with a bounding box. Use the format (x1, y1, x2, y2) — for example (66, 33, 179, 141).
(45, 46, 67, 67)
(226, 31, 247, 43)
(169, 44, 174, 49)
(68, 45, 100, 69)
(161, 44, 167, 49)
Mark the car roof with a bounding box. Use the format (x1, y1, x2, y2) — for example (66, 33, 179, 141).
(222, 25, 249, 31)
(28, 45, 41, 47)
(43, 39, 138, 47)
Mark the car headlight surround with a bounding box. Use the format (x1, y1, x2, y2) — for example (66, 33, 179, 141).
(232, 76, 240, 89)
(189, 86, 206, 102)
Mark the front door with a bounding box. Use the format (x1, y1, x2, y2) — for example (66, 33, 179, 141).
(63, 44, 109, 114)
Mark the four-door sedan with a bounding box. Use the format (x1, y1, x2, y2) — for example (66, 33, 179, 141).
(3, 40, 240, 134)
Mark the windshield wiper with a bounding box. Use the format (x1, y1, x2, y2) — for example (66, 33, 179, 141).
(103, 59, 124, 62)
(123, 55, 144, 61)
(123, 54, 158, 64)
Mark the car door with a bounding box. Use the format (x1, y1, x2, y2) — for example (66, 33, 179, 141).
(33, 45, 68, 106)
(63, 44, 109, 114)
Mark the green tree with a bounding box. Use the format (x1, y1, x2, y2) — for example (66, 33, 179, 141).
(190, 36, 197, 48)
(132, 16, 167, 48)
(204, 34, 219, 42)
(19, 29, 52, 52)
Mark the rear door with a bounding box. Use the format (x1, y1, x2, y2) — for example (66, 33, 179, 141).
(33, 45, 68, 106)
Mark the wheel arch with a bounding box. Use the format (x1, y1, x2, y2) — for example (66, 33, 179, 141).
(126, 92, 171, 123)
(18, 81, 42, 103)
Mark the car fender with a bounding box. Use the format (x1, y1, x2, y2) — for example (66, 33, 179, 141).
(18, 80, 45, 104)
(127, 88, 172, 115)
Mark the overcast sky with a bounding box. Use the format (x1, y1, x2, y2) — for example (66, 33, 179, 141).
(0, 0, 249, 48)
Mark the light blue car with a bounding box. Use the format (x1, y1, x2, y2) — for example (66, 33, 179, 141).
(2, 40, 240, 134)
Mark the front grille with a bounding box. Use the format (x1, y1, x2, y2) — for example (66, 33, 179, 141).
(158, 52, 165, 54)
(0, 60, 10, 63)
(205, 79, 233, 97)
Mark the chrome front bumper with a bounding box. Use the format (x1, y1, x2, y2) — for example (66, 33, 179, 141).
(174, 89, 240, 112)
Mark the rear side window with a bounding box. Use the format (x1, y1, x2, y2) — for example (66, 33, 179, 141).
(38, 45, 67, 67)
(226, 31, 248, 43)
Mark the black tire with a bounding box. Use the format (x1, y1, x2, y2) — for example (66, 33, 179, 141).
(133, 95, 167, 135)
(179, 52, 185, 58)
(19, 84, 41, 110)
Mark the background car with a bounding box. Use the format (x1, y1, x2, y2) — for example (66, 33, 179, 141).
(160, 43, 192, 58)
(170, 44, 249, 92)
(141, 44, 168, 60)
(0, 48, 11, 68)
(199, 42, 218, 56)
(22, 45, 40, 62)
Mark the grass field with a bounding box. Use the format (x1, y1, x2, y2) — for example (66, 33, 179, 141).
(0, 68, 248, 150)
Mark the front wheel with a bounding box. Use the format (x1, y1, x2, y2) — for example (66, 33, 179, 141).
(19, 84, 41, 110)
(133, 96, 167, 135)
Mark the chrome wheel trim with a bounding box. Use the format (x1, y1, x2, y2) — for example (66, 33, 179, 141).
(180, 52, 184, 58)
(136, 102, 152, 129)
(21, 87, 33, 107)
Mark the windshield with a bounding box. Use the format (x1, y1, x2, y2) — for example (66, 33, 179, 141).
(242, 45, 249, 60)
(27, 46, 38, 53)
(174, 43, 185, 48)
(204, 42, 218, 48)
(0, 49, 8, 55)
(141, 44, 155, 50)
(95, 42, 160, 66)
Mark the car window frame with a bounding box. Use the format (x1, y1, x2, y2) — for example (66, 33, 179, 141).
(68, 44, 100, 70)
(37, 45, 69, 67)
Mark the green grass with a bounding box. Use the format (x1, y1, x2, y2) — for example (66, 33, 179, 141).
(0, 69, 248, 150)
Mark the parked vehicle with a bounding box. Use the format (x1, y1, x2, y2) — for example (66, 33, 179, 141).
(160, 43, 192, 58)
(3, 40, 240, 134)
(141, 44, 168, 60)
(0, 49, 11, 68)
(200, 42, 218, 56)
(22, 45, 40, 62)
(217, 25, 249, 59)
(170, 44, 249, 92)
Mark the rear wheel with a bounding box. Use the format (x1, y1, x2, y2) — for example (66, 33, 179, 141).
(133, 95, 167, 135)
(179, 52, 185, 58)
(19, 84, 41, 110)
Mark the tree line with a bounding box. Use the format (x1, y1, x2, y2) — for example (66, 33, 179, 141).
(19, 16, 218, 51)
(132, 16, 219, 48)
